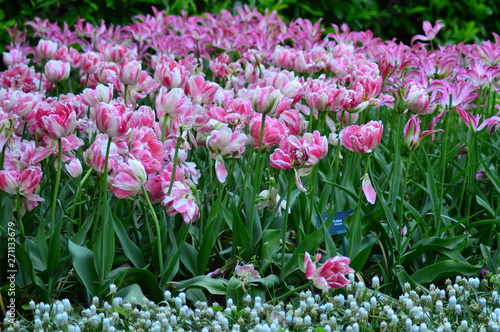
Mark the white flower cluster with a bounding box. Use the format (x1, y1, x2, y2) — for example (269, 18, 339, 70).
(4, 275, 500, 331)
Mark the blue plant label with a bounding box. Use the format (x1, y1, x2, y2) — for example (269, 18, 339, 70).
(316, 210, 353, 235)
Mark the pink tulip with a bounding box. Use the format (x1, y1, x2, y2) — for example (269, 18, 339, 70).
(207, 126, 247, 183)
(404, 81, 434, 115)
(35, 39, 58, 61)
(361, 173, 376, 204)
(403, 115, 444, 150)
(162, 181, 199, 223)
(339, 120, 383, 153)
(3, 49, 26, 67)
(94, 102, 132, 137)
(303, 252, 354, 291)
(79, 51, 104, 75)
(80, 84, 114, 108)
(184, 75, 219, 105)
(124, 126, 165, 175)
(154, 61, 189, 89)
(412, 20, 445, 44)
(235, 264, 261, 281)
(44, 60, 71, 83)
(108, 159, 147, 199)
(250, 86, 286, 115)
(119, 60, 142, 85)
(35, 102, 77, 139)
(64, 157, 83, 178)
(248, 115, 288, 150)
(155, 87, 192, 119)
(83, 134, 122, 174)
(0, 167, 44, 215)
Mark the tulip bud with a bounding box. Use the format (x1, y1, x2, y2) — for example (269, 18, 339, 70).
(44, 60, 71, 83)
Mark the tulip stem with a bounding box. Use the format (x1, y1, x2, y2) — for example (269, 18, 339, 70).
(16, 192, 25, 239)
(280, 170, 295, 277)
(0, 143, 6, 170)
(166, 132, 182, 196)
(93, 137, 112, 239)
(142, 185, 164, 275)
(270, 280, 313, 304)
(50, 138, 63, 237)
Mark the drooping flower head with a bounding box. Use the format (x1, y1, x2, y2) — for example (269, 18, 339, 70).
(303, 252, 354, 291)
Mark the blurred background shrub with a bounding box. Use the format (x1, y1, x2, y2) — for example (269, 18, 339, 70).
(1, 0, 499, 50)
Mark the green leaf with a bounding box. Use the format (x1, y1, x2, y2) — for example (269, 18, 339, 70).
(226, 276, 244, 305)
(115, 284, 146, 304)
(476, 195, 496, 218)
(94, 212, 115, 282)
(228, 201, 251, 260)
(68, 240, 99, 296)
(350, 232, 377, 272)
(261, 229, 281, 273)
(411, 260, 481, 284)
(176, 275, 227, 295)
(112, 214, 145, 268)
(71, 213, 94, 245)
(197, 200, 223, 275)
(15, 241, 48, 301)
(401, 235, 468, 265)
(46, 223, 62, 276)
(282, 227, 324, 279)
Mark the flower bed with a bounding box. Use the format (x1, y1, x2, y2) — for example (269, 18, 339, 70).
(0, 5, 499, 328)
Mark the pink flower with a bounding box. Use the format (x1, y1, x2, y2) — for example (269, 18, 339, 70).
(94, 102, 132, 137)
(0, 167, 44, 215)
(184, 75, 219, 105)
(269, 136, 309, 191)
(404, 81, 434, 115)
(339, 120, 383, 153)
(162, 181, 199, 223)
(44, 60, 71, 83)
(80, 84, 114, 108)
(155, 87, 192, 119)
(119, 60, 142, 85)
(108, 159, 147, 199)
(35, 102, 77, 139)
(124, 126, 165, 175)
(250, 86, 286, 115)
(35, 39, 58, 61)
(235, 264, 261, 282)
(154, 61, 189, 89)
(3, 49, 27, 67)
(361, 173, 376, 204)
(403, 115, 444, 150)
(248, 115, 288, 150)
(206, 126, 247, 183)
(411, 20, 445, 44)
(303, 252, 354, 291)
(64, 157, 83, 178)
(83, 134, 123, 174)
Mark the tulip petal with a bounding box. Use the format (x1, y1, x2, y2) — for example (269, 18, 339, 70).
(362, 173, 376, 204)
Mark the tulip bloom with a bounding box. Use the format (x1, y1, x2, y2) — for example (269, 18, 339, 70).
(108, 159, 147, 199)
(44, 60, 71, 83)
(339, 120, 383, 153)
(119, 60, 142, 85)
(235, 264, 261, 282)
(403, 115, 443, 150)
(94, 102, 132, 137)
(35, 102, 77, 139)
(206, 126, 247, 183)
(303, 252, 355, 291)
